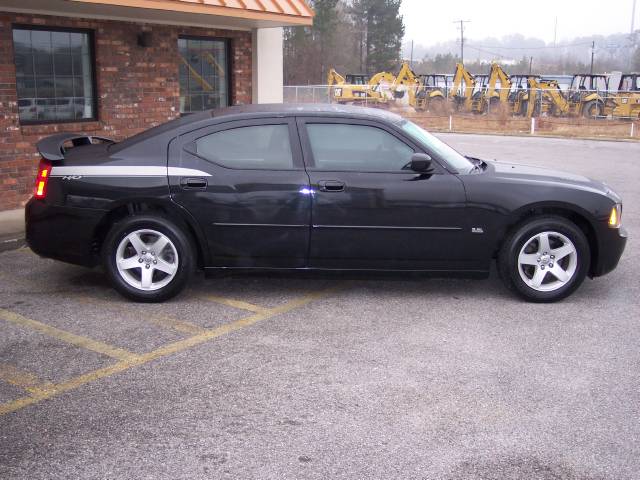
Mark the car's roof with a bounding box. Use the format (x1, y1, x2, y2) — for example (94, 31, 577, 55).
(110, 104, 405, 155)
(210, 103, 403, 123)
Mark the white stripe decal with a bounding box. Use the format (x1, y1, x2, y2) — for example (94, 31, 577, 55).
(50, 166, 211, 177)
(168, 167, 212, 177)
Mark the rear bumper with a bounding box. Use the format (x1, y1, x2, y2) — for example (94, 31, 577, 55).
(25, 198, 105, 267)
(591, 224, 627, 277)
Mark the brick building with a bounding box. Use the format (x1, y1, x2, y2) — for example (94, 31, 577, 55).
(0, 0, 313, 211)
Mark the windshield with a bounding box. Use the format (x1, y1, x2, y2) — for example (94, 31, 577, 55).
(400, 120, 474, 173)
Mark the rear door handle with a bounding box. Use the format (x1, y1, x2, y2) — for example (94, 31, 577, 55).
(318, 180, 345, 192)
(180, 177, 207, 190)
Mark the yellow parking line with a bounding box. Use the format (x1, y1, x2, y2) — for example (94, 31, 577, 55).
(0, 363, 55, 396)
(202, 294, 270, 313)
(75, 296, 207, 335)
(0, 288, 333, 416)
(0, 308, 140, 362)
(142, 314, 208, 335)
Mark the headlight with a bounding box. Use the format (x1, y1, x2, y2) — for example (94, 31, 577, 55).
(608, 203, 622, 228)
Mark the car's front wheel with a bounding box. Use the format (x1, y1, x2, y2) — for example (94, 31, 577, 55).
(103, 215, 194, 302)
(498, 216, 590, 302)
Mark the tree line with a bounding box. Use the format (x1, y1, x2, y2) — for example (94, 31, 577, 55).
(284, 1, 640, 85)
(284, 0, 404, 85)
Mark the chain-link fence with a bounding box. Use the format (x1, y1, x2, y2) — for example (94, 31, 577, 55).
(283, 85, 639, 139)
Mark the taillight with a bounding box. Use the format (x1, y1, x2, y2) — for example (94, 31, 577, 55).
(34, 159, 52, 199)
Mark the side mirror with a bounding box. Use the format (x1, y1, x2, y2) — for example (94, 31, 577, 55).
(410, 153, 433, 172)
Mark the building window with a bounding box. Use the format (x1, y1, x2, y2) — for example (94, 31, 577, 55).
(178, 37, 229, 114)
(12, 27, 96, 124)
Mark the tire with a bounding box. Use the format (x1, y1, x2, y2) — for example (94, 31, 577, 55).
(102, 215, 194, 302)
(497, 216, 590, 302)
(428, 96, 446, 114)
(583, 100, 603, 118)
(488, 96, 500, 113)
(519, 100, 529, 116)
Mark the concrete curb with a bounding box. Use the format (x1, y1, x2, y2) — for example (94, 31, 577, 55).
(0, 236, 26, 253)
(0, 208, 25, 252)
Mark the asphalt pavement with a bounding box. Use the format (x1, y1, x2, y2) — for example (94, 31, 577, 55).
(0, 133, 638, 479)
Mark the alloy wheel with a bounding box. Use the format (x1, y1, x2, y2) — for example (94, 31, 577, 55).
(517, 231, 578, 292)
(115, 229, 179, 291)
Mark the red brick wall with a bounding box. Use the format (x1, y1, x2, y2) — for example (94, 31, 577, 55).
(0, 12, 252, 211)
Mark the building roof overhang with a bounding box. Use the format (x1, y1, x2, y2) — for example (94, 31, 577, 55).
(2, 0, 314, 29)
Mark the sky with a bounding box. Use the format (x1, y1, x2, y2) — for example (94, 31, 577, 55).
(400, 0, 639, 46)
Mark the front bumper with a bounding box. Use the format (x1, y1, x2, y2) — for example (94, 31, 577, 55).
(25, 197, 105, 267)
(591, 224, 627, 277)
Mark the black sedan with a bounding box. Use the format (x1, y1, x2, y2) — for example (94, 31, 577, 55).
(26, 104, 626, 302)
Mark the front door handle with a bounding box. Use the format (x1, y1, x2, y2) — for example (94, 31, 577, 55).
(180, 177, 207, 190)
(318, 180, 345, 192)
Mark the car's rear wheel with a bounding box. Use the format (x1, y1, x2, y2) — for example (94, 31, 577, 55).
(498, 216, 590, 302)
(103, 215, 194, 302)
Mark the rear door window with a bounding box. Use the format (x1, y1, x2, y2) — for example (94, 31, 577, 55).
(195, 124, 293, 170)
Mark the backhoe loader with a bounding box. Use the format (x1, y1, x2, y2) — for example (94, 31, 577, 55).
(609, 73, 640, 118)
(483, 63, 514, 113)
(327, 68, 394, 105)
(417, 74, 449, 112)
(470, 74, 491, 113)
(391, 62, 447, 111)
(449, 63, 477, 112)
(508, 74, 535, 116)
(526, 74, 607, 118)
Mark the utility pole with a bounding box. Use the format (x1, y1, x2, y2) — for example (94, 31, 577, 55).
(590, 40, 595, 74)
(453, 20, 470, 64)
(553, 17, 558, 47)
(529, 56, 533, 75)
(632, 0, 637, 34)
(410, 40, 414, 68)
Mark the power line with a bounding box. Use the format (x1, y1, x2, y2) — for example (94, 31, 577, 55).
(467, 41, 593, 50)
(465, 44, 506, 59)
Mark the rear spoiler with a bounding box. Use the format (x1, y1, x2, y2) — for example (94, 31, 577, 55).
(36, 133, 115, 161)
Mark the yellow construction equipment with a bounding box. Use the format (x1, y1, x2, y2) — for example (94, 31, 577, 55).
(179, 52, 226, 92)
(417, 74, 449, 112)
(390, 62, 420, 106)
(609, 73, 640, 118)
(508, 74, 534, 116)
(450, 63, 480, 113)
(527, 74, 607, 118)
(485, 63, 510, 111)
(327, 68, 394, 105)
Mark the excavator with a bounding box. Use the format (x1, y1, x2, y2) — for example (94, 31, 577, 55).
(608, 73, 640, 118)
(527, 74, 607, 118)
(327, 68, 395, 105)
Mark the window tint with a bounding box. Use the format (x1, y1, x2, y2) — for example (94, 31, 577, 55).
(12, 27, 95, 123)
(306, 124, 414, 171)
(195, 125, 293, 169)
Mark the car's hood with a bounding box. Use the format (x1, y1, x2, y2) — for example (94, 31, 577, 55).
(484, 160, 619, 201)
